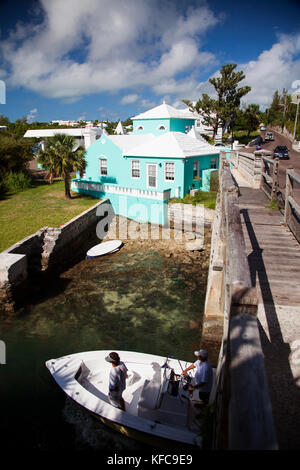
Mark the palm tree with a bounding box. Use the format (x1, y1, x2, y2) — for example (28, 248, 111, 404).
(37, 133, 86, 199)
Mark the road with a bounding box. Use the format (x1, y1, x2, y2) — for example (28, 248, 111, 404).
(243, 128, 300, 203)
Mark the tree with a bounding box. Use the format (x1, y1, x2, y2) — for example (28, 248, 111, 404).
(183, 63, 251, 140)
(183, 94, 221, 140)
(268, 90, 281, 124)
(37, 134, 86, 199)
(0, 114, 10, 126)
(210, 64, 251, 139)
(244, 104, 260, 136)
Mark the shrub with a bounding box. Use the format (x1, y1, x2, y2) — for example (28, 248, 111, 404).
(4, 171, 32, 193)
(210, 170, 219, 191)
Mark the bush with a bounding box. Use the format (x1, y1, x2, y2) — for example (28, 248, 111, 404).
(209, 170, 219, 192)
(4, 171, 32, 193)
(169, 190, 217, 209)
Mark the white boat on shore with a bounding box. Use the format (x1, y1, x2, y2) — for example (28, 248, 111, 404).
(86, 240, 123, 258)
(46, 350, 211, 448)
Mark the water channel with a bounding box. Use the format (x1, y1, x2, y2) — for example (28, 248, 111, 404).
(0, 239, 209, 451)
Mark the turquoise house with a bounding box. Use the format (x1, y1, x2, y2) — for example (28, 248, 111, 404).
(71, 103, 220, 225)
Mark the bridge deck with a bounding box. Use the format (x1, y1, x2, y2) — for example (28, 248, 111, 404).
(233, 169, 300, 449)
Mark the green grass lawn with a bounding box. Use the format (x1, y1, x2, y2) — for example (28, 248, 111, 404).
(0, 180, 99, 251)
(234, 130, 260, 145)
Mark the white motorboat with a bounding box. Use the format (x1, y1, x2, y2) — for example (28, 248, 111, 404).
(86, 240, 123, 258)
(46, 350, 212, 448)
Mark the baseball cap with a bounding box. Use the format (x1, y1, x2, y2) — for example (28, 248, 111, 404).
(194, 349, 208, 359)
(105, 352, 120, 363)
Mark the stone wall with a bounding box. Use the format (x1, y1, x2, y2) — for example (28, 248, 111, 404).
(168, 203, 214, 233)
(41, 199, 112, 271)
(229, 150, 266, 188)
(0, 199, 111, 312)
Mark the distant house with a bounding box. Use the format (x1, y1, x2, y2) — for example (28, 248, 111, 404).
(71, 102, 220, 225)
(24, 127, 103, 150)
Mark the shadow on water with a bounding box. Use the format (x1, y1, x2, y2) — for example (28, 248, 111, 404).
(0, 243, 208, 451)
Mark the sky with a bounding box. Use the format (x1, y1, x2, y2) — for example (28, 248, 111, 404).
(0, 0, 300, 123)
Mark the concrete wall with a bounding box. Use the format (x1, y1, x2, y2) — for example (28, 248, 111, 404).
(168, 203, 214, 234)
(0, 199, 110, 312)
(230, 150, 263, 188)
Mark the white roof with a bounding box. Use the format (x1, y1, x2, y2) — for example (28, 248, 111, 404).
(114, 121, 126, 135)
(104, 134, 155, 153)
(24, 128, 101, 138)
(187, 126, 210, 142)
(131, 102, 198, 121)
(125, 132, 219, 159)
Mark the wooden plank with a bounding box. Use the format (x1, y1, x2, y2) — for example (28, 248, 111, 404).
(225, 192, 252, 292)
(289, 170, 300, 186)
(288, 213, 300, 244)
(228, 313, 278, 450)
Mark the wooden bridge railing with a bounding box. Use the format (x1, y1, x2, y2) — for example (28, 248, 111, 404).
(284, 169, 300, 243)
(260, 156, 279, 201)
(206, 159, 278, 449)
(229, 150, 300, 244)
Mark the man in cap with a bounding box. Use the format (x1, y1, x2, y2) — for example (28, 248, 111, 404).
(182, 349, 213, 405)
(105, 352, 128, 411)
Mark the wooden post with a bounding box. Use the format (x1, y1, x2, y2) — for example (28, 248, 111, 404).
(284, 167, 293, 226)
(271, 158, 279, 202)
(260, 156, 265, 190)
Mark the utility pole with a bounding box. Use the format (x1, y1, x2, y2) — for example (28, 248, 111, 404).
(292, 89, 300, 141)
(293, 101, 299, 140)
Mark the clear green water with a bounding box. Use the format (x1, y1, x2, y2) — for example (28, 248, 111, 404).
(0, 246, 207, 451)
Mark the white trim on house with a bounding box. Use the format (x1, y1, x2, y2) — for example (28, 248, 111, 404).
(146, 163, 158, 189)
(131, 160, 140, 179)
(193, 161, 199, 180)
(71, 180, 170, 201)
(164, 162, 175, 182)
(99, 156, 107, 176)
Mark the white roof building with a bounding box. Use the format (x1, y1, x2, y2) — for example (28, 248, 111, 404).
(106, 134, 155, 154)
(131, 102, 199, 121)
(24, 127, 103, 150)
(125, 131, 219, 158)
(114, 120, 126, 135)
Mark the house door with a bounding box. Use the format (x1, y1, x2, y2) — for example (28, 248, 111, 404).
(147, 164, 157, 188)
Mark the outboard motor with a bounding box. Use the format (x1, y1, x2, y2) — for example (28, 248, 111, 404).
(181, 374, 192, 391)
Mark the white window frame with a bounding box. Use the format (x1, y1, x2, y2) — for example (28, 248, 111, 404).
(146, 163, 157, 189)
(99, 157, 107, 176)
(210, 158, 217, 169)
(193, 161, 199, 180)
(164, 162, 175, 182)
(131, 160, 140, 179)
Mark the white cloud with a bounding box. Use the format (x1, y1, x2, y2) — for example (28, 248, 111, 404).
(239, 34, 300, 107)
(185, 33, 300, 109)
(26, 107, 38, 123)
(0, 0, 220, 101)
(120, 94, 139, 105)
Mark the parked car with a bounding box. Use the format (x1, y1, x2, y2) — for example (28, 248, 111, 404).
(249, 135, 264, 147)
(274, 145, 289, 159)
(265, 131, 274, 141)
